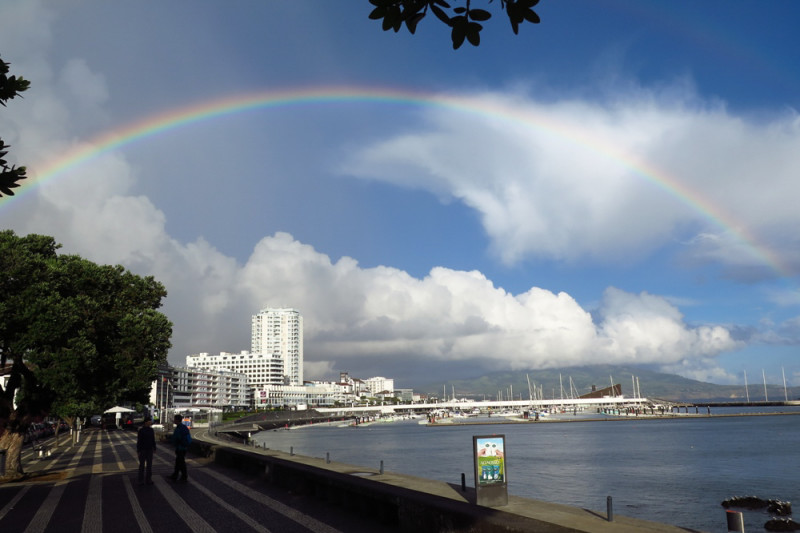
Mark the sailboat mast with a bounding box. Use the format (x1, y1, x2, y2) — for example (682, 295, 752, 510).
(783, 367, 788, 402)
(527, 374, 533, 403)
(762, 369, 768, 402)
(744, 370, 750, 403)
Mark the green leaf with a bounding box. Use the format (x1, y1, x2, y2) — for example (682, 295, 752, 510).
(451, 16, 467, 49)
(468, 8, 491, 22)
(431, 4, 452, 26)
(466, 22, 482, 46)
(369, 6, 387, 20)
(523, 7, 541, 24)
(406, 12, 426, 34)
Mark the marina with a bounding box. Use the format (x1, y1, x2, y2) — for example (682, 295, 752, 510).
(253, 406, 800, 533)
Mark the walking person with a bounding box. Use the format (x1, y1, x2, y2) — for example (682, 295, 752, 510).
(169, 414, 191, 482)
(137, 416, 157, 485)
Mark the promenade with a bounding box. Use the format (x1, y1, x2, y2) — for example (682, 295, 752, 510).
(0, 427, 386, 533)
(0, 426, 697, 533)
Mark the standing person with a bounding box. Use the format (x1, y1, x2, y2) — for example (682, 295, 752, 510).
(169, 414, 191, 482)
(136, 416, 157, 485)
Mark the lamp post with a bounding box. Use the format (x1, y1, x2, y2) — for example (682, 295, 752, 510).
(158, 375, 174, 421)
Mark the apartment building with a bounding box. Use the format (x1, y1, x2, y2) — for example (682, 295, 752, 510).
(186, 351, 286, 389)
(251, 308, 303, 385)
(151, 365, 250, 410)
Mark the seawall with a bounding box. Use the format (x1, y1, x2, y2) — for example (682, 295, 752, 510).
(189, 433, 693, 532)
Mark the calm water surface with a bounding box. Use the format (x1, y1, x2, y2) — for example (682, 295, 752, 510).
(253, 409, 800, 532)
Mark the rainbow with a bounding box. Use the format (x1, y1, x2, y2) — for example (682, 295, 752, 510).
(6, 86, 791, 277)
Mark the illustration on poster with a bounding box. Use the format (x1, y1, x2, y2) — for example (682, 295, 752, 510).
(476, 437, 505, 484)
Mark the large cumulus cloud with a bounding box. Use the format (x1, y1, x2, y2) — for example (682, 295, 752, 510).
(343, 89, 800, 278)
(0, 0, 784, 386)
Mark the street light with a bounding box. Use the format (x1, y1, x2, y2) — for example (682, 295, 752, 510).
(158, 376, 174, 418)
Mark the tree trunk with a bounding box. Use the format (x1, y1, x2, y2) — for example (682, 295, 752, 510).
(0, 430, 25, 481)
(61, 415, 76, 446)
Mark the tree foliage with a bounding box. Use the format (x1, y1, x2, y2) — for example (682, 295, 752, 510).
(0, 231, 172, 478)
(369, 0, 541, 49)
(0, 55, 29, 197)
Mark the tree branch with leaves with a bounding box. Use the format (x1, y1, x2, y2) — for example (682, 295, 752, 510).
(369, 0, 541, 49)
(0, 55, 29, 197)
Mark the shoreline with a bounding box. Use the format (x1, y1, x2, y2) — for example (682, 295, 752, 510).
(425, 410, 800, 426)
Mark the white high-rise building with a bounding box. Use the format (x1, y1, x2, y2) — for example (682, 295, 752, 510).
(251, 308, 303, 385)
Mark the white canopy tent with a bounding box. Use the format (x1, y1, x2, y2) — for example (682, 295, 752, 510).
(104, 406, 134, 414)
(104, 406, 135, 427)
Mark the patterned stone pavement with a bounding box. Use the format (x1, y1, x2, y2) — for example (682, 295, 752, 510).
(0, 427, 388, 533)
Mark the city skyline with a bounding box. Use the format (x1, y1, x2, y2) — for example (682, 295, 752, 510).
(1, 2, 800, 386)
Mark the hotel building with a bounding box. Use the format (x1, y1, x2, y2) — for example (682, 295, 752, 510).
(251, 307, 303, 385)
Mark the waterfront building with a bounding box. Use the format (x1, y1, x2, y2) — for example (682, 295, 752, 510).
(253, 382, 339, 408)
(364, 376, 395, 396)
(176, 310, 405, 408)
(150, 365, 250, 411)
(251, 307, 303, 385)
(305, 380, 353, 405)
(186, 350, 286, 389)
(394, 388, 416, 402)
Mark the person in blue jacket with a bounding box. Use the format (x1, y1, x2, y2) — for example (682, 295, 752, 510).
(169, 414, 191, 482)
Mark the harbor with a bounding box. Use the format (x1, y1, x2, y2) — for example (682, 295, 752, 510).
(248, 404, 800, 533)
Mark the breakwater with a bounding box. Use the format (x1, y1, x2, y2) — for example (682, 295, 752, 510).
(215, 410, 354, 438)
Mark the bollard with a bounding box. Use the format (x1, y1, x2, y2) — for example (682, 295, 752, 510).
(726, 510, 745, 532)
(326, 452, 330, 464)
(607, 496, 614, 522)
(290, 446, 294, 456)
(380, 460, 384, 475)
(461, 473, 466, 492)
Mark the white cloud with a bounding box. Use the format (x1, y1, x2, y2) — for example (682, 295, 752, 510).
(343, 88, 800, 277)
(230, 235, 738, 378)
(595, 288, 739, 364)
(0, 1, 762, 386)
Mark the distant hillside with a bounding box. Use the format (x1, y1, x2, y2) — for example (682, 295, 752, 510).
(413, 365, 800, 403)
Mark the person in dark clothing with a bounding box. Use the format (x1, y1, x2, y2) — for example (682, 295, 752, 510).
(169, 414, 191, 482)
(136, 416, 157, 485)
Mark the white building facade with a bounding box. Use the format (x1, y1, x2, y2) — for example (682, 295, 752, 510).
(364, 376, 395, 396)
(186, 351, 286, 389)
(251, 308, 303, 385)
(151, 365, 250, 410)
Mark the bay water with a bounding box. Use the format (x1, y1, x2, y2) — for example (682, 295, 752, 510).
(253, 408, 800, 532)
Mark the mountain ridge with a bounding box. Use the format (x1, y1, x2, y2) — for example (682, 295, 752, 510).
(412, 365, 800, 403)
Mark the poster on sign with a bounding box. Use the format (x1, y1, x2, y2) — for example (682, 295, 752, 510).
(475, 436, 505, 485)
(473, 434, 508, 507)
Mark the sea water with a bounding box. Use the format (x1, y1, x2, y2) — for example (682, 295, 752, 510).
(253, 409, 800, 532)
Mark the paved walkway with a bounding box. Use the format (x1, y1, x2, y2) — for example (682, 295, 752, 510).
(0, 428, 389, 533)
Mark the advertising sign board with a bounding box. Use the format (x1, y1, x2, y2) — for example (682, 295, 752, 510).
(473, 434, 508, 506)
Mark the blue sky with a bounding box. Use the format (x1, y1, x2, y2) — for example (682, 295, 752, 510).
(2, 1, 800, 388)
